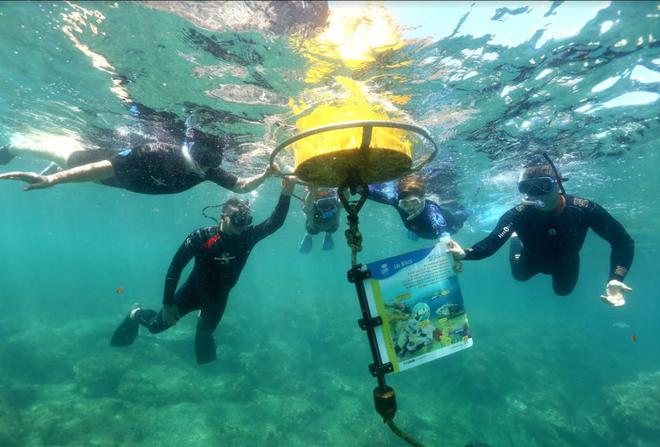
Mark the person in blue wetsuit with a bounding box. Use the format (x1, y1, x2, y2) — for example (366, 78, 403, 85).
(299, 186, 341, 253)
(0, 104, 271, 194)
(368, 173, 468, 240)
(110, 177, 296, 364)
(447, 161, 634, 304)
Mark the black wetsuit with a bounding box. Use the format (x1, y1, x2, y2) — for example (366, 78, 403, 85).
(67, 142, 237, 194)
(464, 195, 634, 295)
(134, 193, 291, 363)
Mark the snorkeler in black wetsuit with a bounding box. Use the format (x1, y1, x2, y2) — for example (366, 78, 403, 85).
(64, 138, 241, 194)
(447, 160, 634, 303)
(110, 178, 295, 364)
(0, 103, 272, 194)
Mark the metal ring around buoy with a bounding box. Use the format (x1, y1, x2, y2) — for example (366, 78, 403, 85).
(269, 120, 438, 181)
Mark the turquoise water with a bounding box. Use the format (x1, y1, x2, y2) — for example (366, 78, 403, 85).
(0, 2, 658, 446)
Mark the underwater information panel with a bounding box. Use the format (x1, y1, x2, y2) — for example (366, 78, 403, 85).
(365, 242, 473, 373)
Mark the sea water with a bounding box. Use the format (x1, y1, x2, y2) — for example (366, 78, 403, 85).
(0, 2, 658, 446)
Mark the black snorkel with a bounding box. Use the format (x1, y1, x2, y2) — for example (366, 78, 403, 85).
(542, 152, 567, 195)
(202, 204, 222, 225)
(202, 201, 252, 228)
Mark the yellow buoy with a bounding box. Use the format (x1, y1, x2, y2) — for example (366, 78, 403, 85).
(271, 79, 436, 187)
(271, 120, 436, 187)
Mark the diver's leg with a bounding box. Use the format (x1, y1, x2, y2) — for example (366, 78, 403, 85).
(194, 294, 229, 364)
(322, 219, 339, 250)
(299, 232, 313, 253)
(509, 234, 538, 281)
(135, 281, 200, 334)
(300, 220, 318, 253)
(5, 133, 87, 167)
(322, 232, 334, 250)
(551, 256, 580, 296)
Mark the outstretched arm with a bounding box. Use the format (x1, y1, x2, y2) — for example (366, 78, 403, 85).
(463, 209, 518, 260)
(0, 160, 114, 191)
(367, 183, 399, 206)
(231, 166, 274, 193)
(251, 177, 295, 241)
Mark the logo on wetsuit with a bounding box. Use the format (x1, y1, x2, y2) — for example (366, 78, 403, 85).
(214, 252, 236, 265)
(573, 198, 590, 208)
(203, 234, 222, 250)
(498, 224, 512, 239)
(203, 233, 236, 265)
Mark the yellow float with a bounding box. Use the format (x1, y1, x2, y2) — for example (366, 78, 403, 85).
(269, 79, 437, 187)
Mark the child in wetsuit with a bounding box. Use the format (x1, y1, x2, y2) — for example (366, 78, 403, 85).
(299, 186, 341, 253)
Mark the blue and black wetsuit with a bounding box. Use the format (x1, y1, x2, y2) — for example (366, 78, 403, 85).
(367, 184, 467, 239)
(133, 193, 291, 363)
(464, 195, 634, 295)
(67, 142, 237, 194)
(306, 190, 340, 235)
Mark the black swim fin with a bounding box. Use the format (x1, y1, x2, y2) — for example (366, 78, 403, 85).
(110, 312, 139, 347)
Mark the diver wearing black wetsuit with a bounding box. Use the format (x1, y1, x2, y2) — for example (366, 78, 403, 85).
(66, 142, 238, 194)
(110, 181, 293, 363)
(0, 102, 271, 193)
(463, 195, 634, 295)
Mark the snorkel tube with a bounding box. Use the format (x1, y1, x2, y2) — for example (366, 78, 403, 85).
(181, 116, 207, 177)
(542, 152, 567, 195)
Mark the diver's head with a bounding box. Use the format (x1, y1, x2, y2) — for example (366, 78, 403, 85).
(518, 164, 561, 212)
(397, 174, 426, 220)
(314, 188, 339, 220)
(220, 198, 253, 235)
(188, 130, 226, 170)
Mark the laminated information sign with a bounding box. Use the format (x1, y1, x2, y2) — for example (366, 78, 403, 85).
(365, 240, 473, 373)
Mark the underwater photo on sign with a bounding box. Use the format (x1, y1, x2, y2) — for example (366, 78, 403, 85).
(366, 240, 472, 373)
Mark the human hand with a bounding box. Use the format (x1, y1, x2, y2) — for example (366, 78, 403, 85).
(265, 162, 278, 177)
(445, 239, 466, 273)
(0, 171, 54, 190)
(446, 239, 466, 260)
(600, 279, 632, 307)
(281, 176, 296, 196)
(162, 304, 180, 325)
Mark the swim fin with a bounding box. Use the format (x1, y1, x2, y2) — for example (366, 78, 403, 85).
(322, 233, 334, 250)
(110, 308, 140, 347)
(0, 146, 15, 165)
(299, 234, 312, 253)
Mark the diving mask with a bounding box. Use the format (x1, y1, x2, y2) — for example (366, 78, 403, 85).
(398, 195, 425, 220)
(518, 176, 556, 196)
(225, 201, 253, 228)
(315, 197, 338, 220)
